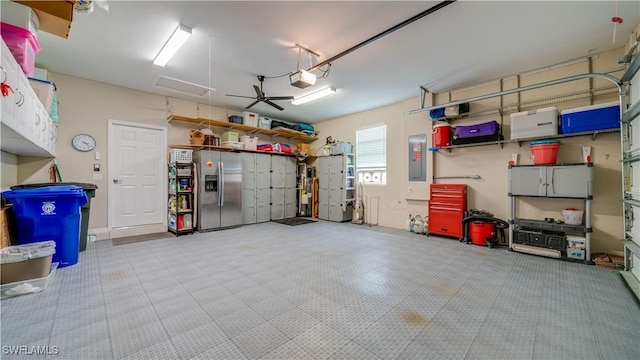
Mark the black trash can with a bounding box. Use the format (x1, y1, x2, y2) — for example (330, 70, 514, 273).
(10, 182, 98, 252)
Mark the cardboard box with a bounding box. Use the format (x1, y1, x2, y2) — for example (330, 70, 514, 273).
(1, 206, 14, 249)
(592, 253, 625, 270)
(15, 1, 73, 39)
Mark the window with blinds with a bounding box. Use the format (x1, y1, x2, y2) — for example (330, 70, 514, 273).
(356, 124, 387, 185)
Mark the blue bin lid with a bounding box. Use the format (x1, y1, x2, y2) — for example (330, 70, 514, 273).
(530, 140, 561, 146)
(2, 185, 86, 199)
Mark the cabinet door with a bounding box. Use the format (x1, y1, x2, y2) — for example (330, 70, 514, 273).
(256, 154, 271, 188)
(546, 164, 593, 198)
(285, 187, 297, 218)
(509, 166, 546, 196)
(242, 188, 257, 224)
(284, 157, 296, 188)
(241, 153, 257, 188)
(271, 187, 285, 220)
(257, 187, 271, 222)
(329, 203, 344, 222)
(1, 41, 20, 131)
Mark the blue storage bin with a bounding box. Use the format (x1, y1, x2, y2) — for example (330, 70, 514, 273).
(560, 102, 620, 134)
(2, 186, 87, 268)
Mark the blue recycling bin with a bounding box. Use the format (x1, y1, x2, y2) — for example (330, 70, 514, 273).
(2, 185, 88, 268)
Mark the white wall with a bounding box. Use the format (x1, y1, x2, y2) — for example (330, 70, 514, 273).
(314, 47, 627, 255)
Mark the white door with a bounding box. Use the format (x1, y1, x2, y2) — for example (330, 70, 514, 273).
(109, 120, 167, 228)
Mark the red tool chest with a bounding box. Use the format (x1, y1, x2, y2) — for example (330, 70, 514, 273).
(428, 184, 467, 239)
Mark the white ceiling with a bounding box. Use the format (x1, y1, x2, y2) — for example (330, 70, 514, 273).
(33, 1, 640, 124)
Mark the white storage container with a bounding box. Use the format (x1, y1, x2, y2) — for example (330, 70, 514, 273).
(221, 141, 244, 149)
(1, 262, 57, 299)
(243, 111, 258, 127)
(566, 247, 585, 260)
(562, 209, 583, 225)
(240, 135, 259, 151)
(566, 235, 586, 249)
(258, 117, 272, 129)
(28, 78, 56, 113)
(170, 149, 193, 163)
(510, 106, 558, 140)
(1, 1, 40, 37)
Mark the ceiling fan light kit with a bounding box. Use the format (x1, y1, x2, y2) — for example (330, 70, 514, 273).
(153, 23, 192, 66)
(292, 87, 336, 105)
(290, 69, 317, 89)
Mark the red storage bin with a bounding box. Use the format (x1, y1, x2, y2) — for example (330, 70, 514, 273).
(530, 140, 561, 165)
(1, 22, 40, 76)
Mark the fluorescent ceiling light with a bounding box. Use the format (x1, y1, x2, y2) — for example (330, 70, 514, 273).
(290, 69, 317, 89)
(153, 24, 192, 66)
(292, 87, 336, 105)
(154, 75, 215, 97)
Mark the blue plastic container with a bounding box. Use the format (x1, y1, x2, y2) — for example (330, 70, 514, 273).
(2, 185, 87, 268)
(560, 102, 620, 134)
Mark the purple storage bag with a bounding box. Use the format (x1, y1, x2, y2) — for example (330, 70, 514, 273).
(453, 120, 499, 139)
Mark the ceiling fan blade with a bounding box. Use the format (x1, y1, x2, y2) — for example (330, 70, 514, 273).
(245, 100, 260, 110)
(226, 94, 256, 99)
(264, 99, 285, 111)
(253, 85, 264, 98)
(268, 96, 295, 100)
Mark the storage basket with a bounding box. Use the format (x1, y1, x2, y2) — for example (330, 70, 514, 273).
(562, 209, 583, 225)
(530, 140, 561, 165)
(170, 149, 193, 163)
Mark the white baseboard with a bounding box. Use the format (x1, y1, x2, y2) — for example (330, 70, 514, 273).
(88, 227, 110, 241)
(109, 224, 167, 239)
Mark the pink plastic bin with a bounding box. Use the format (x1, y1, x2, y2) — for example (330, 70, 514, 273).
(1, 22, 40, 77)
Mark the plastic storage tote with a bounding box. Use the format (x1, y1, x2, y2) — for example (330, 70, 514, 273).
(0, 22, 40, 77)
(10, 183, 98, 252)
(2, 186, 88, 268)
(1, 240, 55, 284)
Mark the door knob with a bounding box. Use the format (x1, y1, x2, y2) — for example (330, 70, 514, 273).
(113, 179, 123, 184)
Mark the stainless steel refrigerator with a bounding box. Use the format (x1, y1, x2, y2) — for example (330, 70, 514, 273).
(194, 150, 243, 231)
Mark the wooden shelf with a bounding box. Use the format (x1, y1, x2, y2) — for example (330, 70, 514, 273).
(169, 144, 297, 157)
(168, 115, 318, 143)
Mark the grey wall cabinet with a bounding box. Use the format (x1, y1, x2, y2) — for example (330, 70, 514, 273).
(509, 164, 593, 198)
(318, 154, 355, 222)
(508, 163, 594, 262)
(271, 155, 297, 220)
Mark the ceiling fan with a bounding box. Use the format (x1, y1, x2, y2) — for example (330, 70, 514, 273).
(225, 75, 294, 111)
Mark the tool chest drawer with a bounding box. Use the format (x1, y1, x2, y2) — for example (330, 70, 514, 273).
(428, 184, 467, 239)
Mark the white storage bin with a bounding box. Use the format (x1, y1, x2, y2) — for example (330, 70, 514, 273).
(1, 1, 40, 37)
(221, 141, 244, 149)
(510, 106, 558, 140)
(258, 117, 272, 129)
(566, 235, 586, 249)
(243, 111, 258, 127)
(28, 78, 56, 113)
(240, 135, 259, 151)
(170, 149, 193, 163)
(1, 262, 57, 299)
(562, 209, 583, 225)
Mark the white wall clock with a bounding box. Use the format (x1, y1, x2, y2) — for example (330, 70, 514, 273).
(71, 134, 96, 152)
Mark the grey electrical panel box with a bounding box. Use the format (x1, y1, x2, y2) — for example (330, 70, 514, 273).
(408, 134, 426, 181)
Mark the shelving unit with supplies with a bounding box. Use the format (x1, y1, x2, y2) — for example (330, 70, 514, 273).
(318, 153, 355, 222)
(168, 161, 195, 236)
(508, 163, 594, 263)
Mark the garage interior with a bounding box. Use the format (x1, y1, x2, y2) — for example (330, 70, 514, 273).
(1, 1, 640, 359)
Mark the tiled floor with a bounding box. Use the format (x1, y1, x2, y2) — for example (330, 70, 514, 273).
(1, 221, 639, 360)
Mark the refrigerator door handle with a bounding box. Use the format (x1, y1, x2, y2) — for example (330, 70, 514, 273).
(220, 161, 225, 207)
(218, 161, 222, 206)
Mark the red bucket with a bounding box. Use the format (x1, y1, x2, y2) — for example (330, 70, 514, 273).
(469, 221, 496, 246)
(530, 140, 561, 165)
(432, 124, 451, 147)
